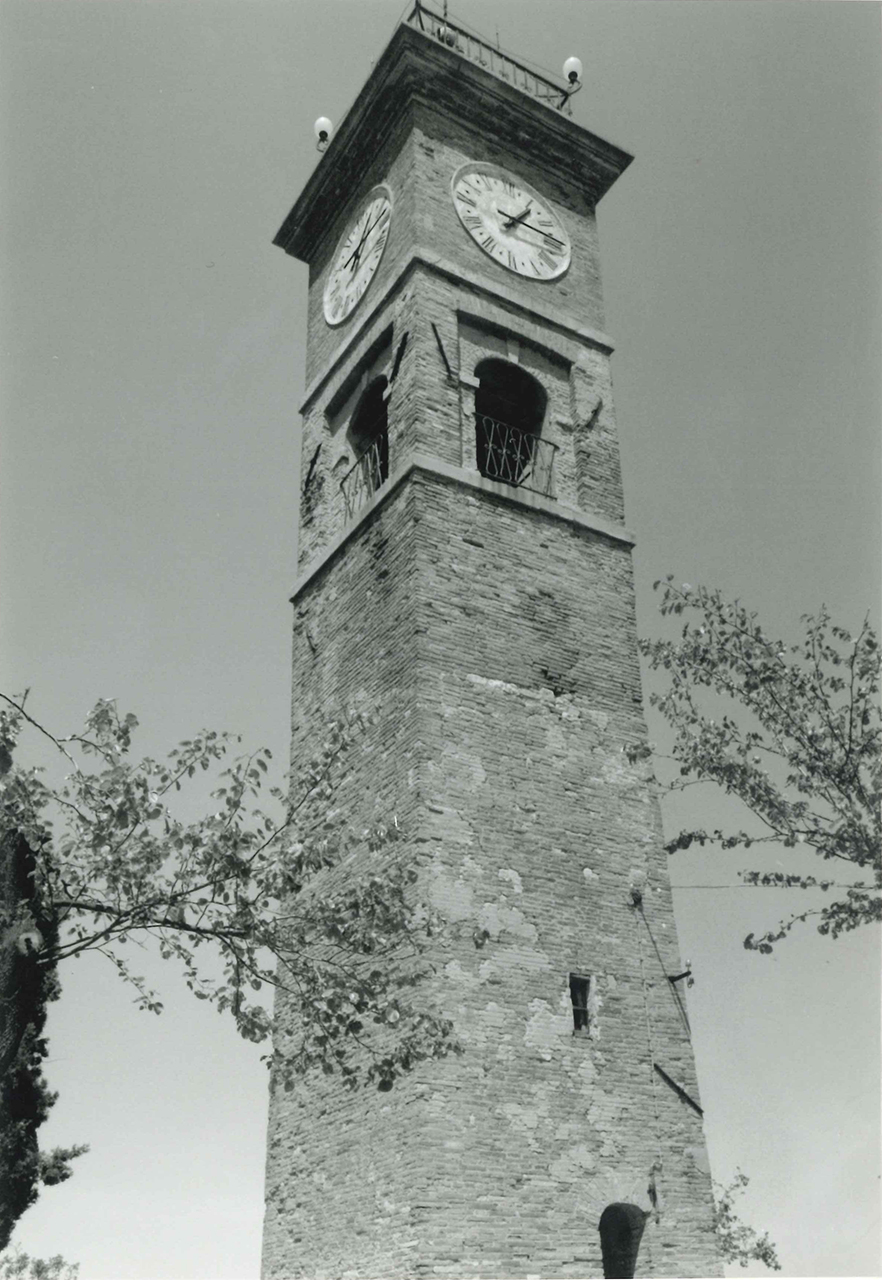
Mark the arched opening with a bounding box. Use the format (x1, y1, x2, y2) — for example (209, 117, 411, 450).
(345, 375, 389, 511)
(598, 1203, 649, 1279)
(473, 359, 551, 493)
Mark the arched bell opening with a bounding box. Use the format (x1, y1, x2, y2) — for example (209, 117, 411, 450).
(598, 1202, 649, 1279)
(342, 375, 389, 514)
(473, 358, 553, 494)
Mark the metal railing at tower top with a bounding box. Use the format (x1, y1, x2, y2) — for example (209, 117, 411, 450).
(404, 2, 573, 116)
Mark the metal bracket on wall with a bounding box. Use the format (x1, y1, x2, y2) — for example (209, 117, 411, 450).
(390, 331, 409, 382)
(303, 443, 322, 493)
(653, 1063, 704, 1116)
(431, 322, 456, 382)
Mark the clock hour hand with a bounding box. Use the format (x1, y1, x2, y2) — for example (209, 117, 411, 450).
(499, 204, 532, 230)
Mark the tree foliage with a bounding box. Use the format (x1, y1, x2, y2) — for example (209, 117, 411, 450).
(0, 828, 87, 1250)
(713, 1172, 781, 1271)
(637, 582, 881, 951)
(0, 691, 456, 1237)
(0, 1249, 78, 1280)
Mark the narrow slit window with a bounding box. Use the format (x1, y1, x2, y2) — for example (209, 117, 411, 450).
(569, 973, 592, 1033)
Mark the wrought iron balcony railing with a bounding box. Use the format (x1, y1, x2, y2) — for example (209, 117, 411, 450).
(338, 417, 557, 522)
(476, 415, 558, 498)
(404, 2, 573, 115)
(340, 433, 389, 520)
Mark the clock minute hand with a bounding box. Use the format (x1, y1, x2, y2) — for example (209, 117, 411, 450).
(497, 207, 564, 249)
(516, 221, 565, 249)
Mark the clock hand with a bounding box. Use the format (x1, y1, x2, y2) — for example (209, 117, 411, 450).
(499, 204, 532, 230)
(342, 211, 387, 271)
(496, 207, 564, 249)
(343, 232, 369, 273)
(513, 220, 565, 249)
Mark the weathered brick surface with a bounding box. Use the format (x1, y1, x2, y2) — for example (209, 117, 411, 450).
(264, 23, 720, 1279)
(263, 472, 721, 1278)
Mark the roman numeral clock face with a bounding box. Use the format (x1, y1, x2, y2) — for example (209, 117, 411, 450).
(323, 186, 393, 326)
(451, 163, 571, 280)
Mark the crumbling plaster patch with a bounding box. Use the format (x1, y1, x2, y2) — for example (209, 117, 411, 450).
(523, 997, 572, 1058)
(498, 1101, 541, 1133)
(685, 1145, 712, 1176)
(444, 959, 480, 988)
(477, 900, 537, 943)
(429, 869, 476, 922)
(550, 1143, 597, 1182)
(437, 743, 486, 792)
(601, 751, 641, 786)
(497, 1079, 558, 1141)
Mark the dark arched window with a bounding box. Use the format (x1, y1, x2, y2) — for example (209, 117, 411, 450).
(474, 359, 553, 495)
(598, 1203, 649, 1279)
(344, 376, 389, 513)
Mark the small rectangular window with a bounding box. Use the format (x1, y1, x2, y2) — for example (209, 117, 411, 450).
(569, 973, 592, 1033)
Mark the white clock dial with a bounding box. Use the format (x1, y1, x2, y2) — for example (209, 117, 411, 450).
(451, 163, 571, 281)
(323, 186, 393, 326)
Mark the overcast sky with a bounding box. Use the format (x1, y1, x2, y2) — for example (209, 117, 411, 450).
(1, 2, 880, 1277)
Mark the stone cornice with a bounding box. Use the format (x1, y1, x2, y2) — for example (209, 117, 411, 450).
(275, 23, 632, 265)
(299, 249, 615, 415)
(290, 454, 635, 603)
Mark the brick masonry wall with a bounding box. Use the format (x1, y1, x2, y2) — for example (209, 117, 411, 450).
(267, 41, 719, 1276)
(261, 472, 722, 1279)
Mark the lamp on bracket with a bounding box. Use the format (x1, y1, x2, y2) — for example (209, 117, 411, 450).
(558, 56, 583, 109)
(314, 116, 333, 152)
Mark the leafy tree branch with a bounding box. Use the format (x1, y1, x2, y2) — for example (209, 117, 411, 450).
(636, 582, 881, 951)
(714, 1172, 781, 1271)
(0, 693, 456, 1241)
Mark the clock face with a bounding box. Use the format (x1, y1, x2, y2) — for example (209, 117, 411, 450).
(323, 186, 393, 326)
(451, 163, 571, 281)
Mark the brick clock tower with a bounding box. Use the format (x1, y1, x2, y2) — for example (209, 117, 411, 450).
(262, 8, 721, 1278)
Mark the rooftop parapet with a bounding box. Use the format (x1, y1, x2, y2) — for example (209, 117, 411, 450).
(274, 11, 632, 263)
(403, 1, 576, 116)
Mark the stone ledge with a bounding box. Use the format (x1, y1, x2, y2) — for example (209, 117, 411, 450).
(290, 454, 635, 602)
